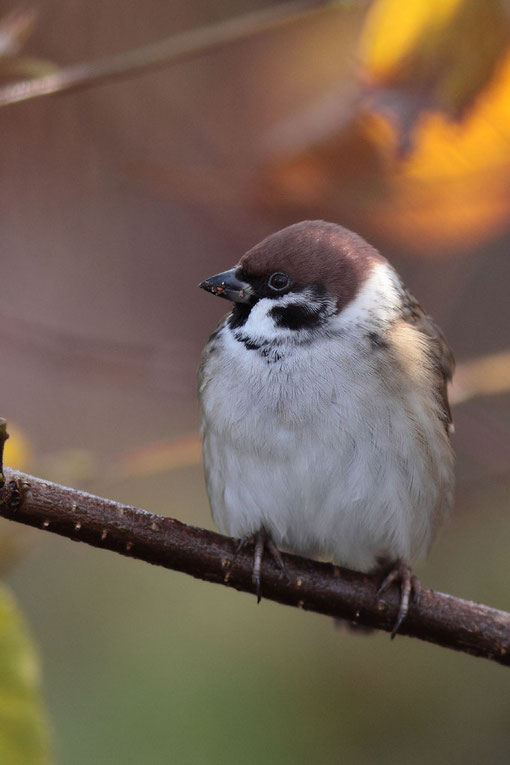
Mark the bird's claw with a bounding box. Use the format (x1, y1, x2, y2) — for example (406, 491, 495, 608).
(377, 561, 420, 639)
(232, 529, 287, 602)
(252, 531, 265, 602)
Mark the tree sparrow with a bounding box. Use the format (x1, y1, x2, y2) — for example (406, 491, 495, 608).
(198, 221, 454, 635)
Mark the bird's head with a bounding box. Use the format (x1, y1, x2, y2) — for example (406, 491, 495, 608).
(200, 220, 397, 343)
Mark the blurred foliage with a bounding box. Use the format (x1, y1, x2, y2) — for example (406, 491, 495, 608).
(265, 0, 510, 252)
(4, 424, 31, 472)
(0, 583, 51, 764)
(359, 0, 510, 125)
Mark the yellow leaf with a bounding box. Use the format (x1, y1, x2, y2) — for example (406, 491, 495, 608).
(0, 584, 51, 764)
(4, 426, 31, 473)
(359, 0, 510, 119)
(264, 41, 510, 253)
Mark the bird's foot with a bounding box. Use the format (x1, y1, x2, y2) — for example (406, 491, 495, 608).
(233, 530, 287, 602)
(377, 560, 421, 639)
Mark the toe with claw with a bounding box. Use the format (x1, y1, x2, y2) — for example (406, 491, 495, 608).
(377, 560, 421, 639)
(232, 529, 287, 603)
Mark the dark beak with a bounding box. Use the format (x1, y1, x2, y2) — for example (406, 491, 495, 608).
(199, 267, 252, 304)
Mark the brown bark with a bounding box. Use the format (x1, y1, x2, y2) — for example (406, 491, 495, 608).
(0, 468, 508, 666)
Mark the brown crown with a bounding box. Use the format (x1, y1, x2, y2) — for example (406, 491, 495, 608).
(239, 221, 384, 309)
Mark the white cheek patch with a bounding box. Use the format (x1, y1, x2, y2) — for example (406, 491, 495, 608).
(332, 262, 401, 331)
(240, 291, 324, 343)
(242, 298, 280, 340)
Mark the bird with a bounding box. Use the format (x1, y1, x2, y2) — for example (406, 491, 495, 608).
(198, 220, 454, 636)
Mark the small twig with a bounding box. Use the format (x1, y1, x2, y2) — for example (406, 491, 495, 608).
(0, 420, 9, 488)
(0, 467, 509, 666)
(0, 1, 332, 108)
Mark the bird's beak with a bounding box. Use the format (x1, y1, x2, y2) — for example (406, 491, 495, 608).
(199, 267, 252, 304)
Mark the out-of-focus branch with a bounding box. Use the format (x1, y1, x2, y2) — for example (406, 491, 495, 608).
(450, 350, 510, 404)
(0, 1, 332, 108)
(0, 467, 509, 666)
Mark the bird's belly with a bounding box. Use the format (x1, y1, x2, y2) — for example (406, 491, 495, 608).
(201, 337, 453, 572)
(202, 396, 450, 572)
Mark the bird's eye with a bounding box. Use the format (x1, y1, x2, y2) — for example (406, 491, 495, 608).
(268, 272, 291, 292)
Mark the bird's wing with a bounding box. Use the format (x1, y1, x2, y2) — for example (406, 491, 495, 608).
(198, 314, 229, 394)
(402, 288, 455, 436)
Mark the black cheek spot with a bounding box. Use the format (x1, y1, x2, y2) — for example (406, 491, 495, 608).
(270, 303, 323, 330)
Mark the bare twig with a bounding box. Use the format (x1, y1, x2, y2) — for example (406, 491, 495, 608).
(0, 467, 509, 666)
(451, 350, 510, 404)
(0, 421, 9, 488)
(0, 1, 332, 108)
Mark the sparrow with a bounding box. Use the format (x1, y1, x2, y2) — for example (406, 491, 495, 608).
(198, 220, 454, 635)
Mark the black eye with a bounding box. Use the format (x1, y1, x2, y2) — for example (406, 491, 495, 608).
(268, 272, 291, 292)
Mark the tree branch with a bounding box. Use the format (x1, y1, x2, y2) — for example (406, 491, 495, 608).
(0, 1, 331, 108)
(0, 468, 508, 666)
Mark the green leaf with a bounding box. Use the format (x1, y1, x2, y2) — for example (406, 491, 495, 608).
(0, 584, 51, 764)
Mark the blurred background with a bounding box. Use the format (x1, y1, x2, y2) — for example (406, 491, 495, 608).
(1, 0, 510, 762)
